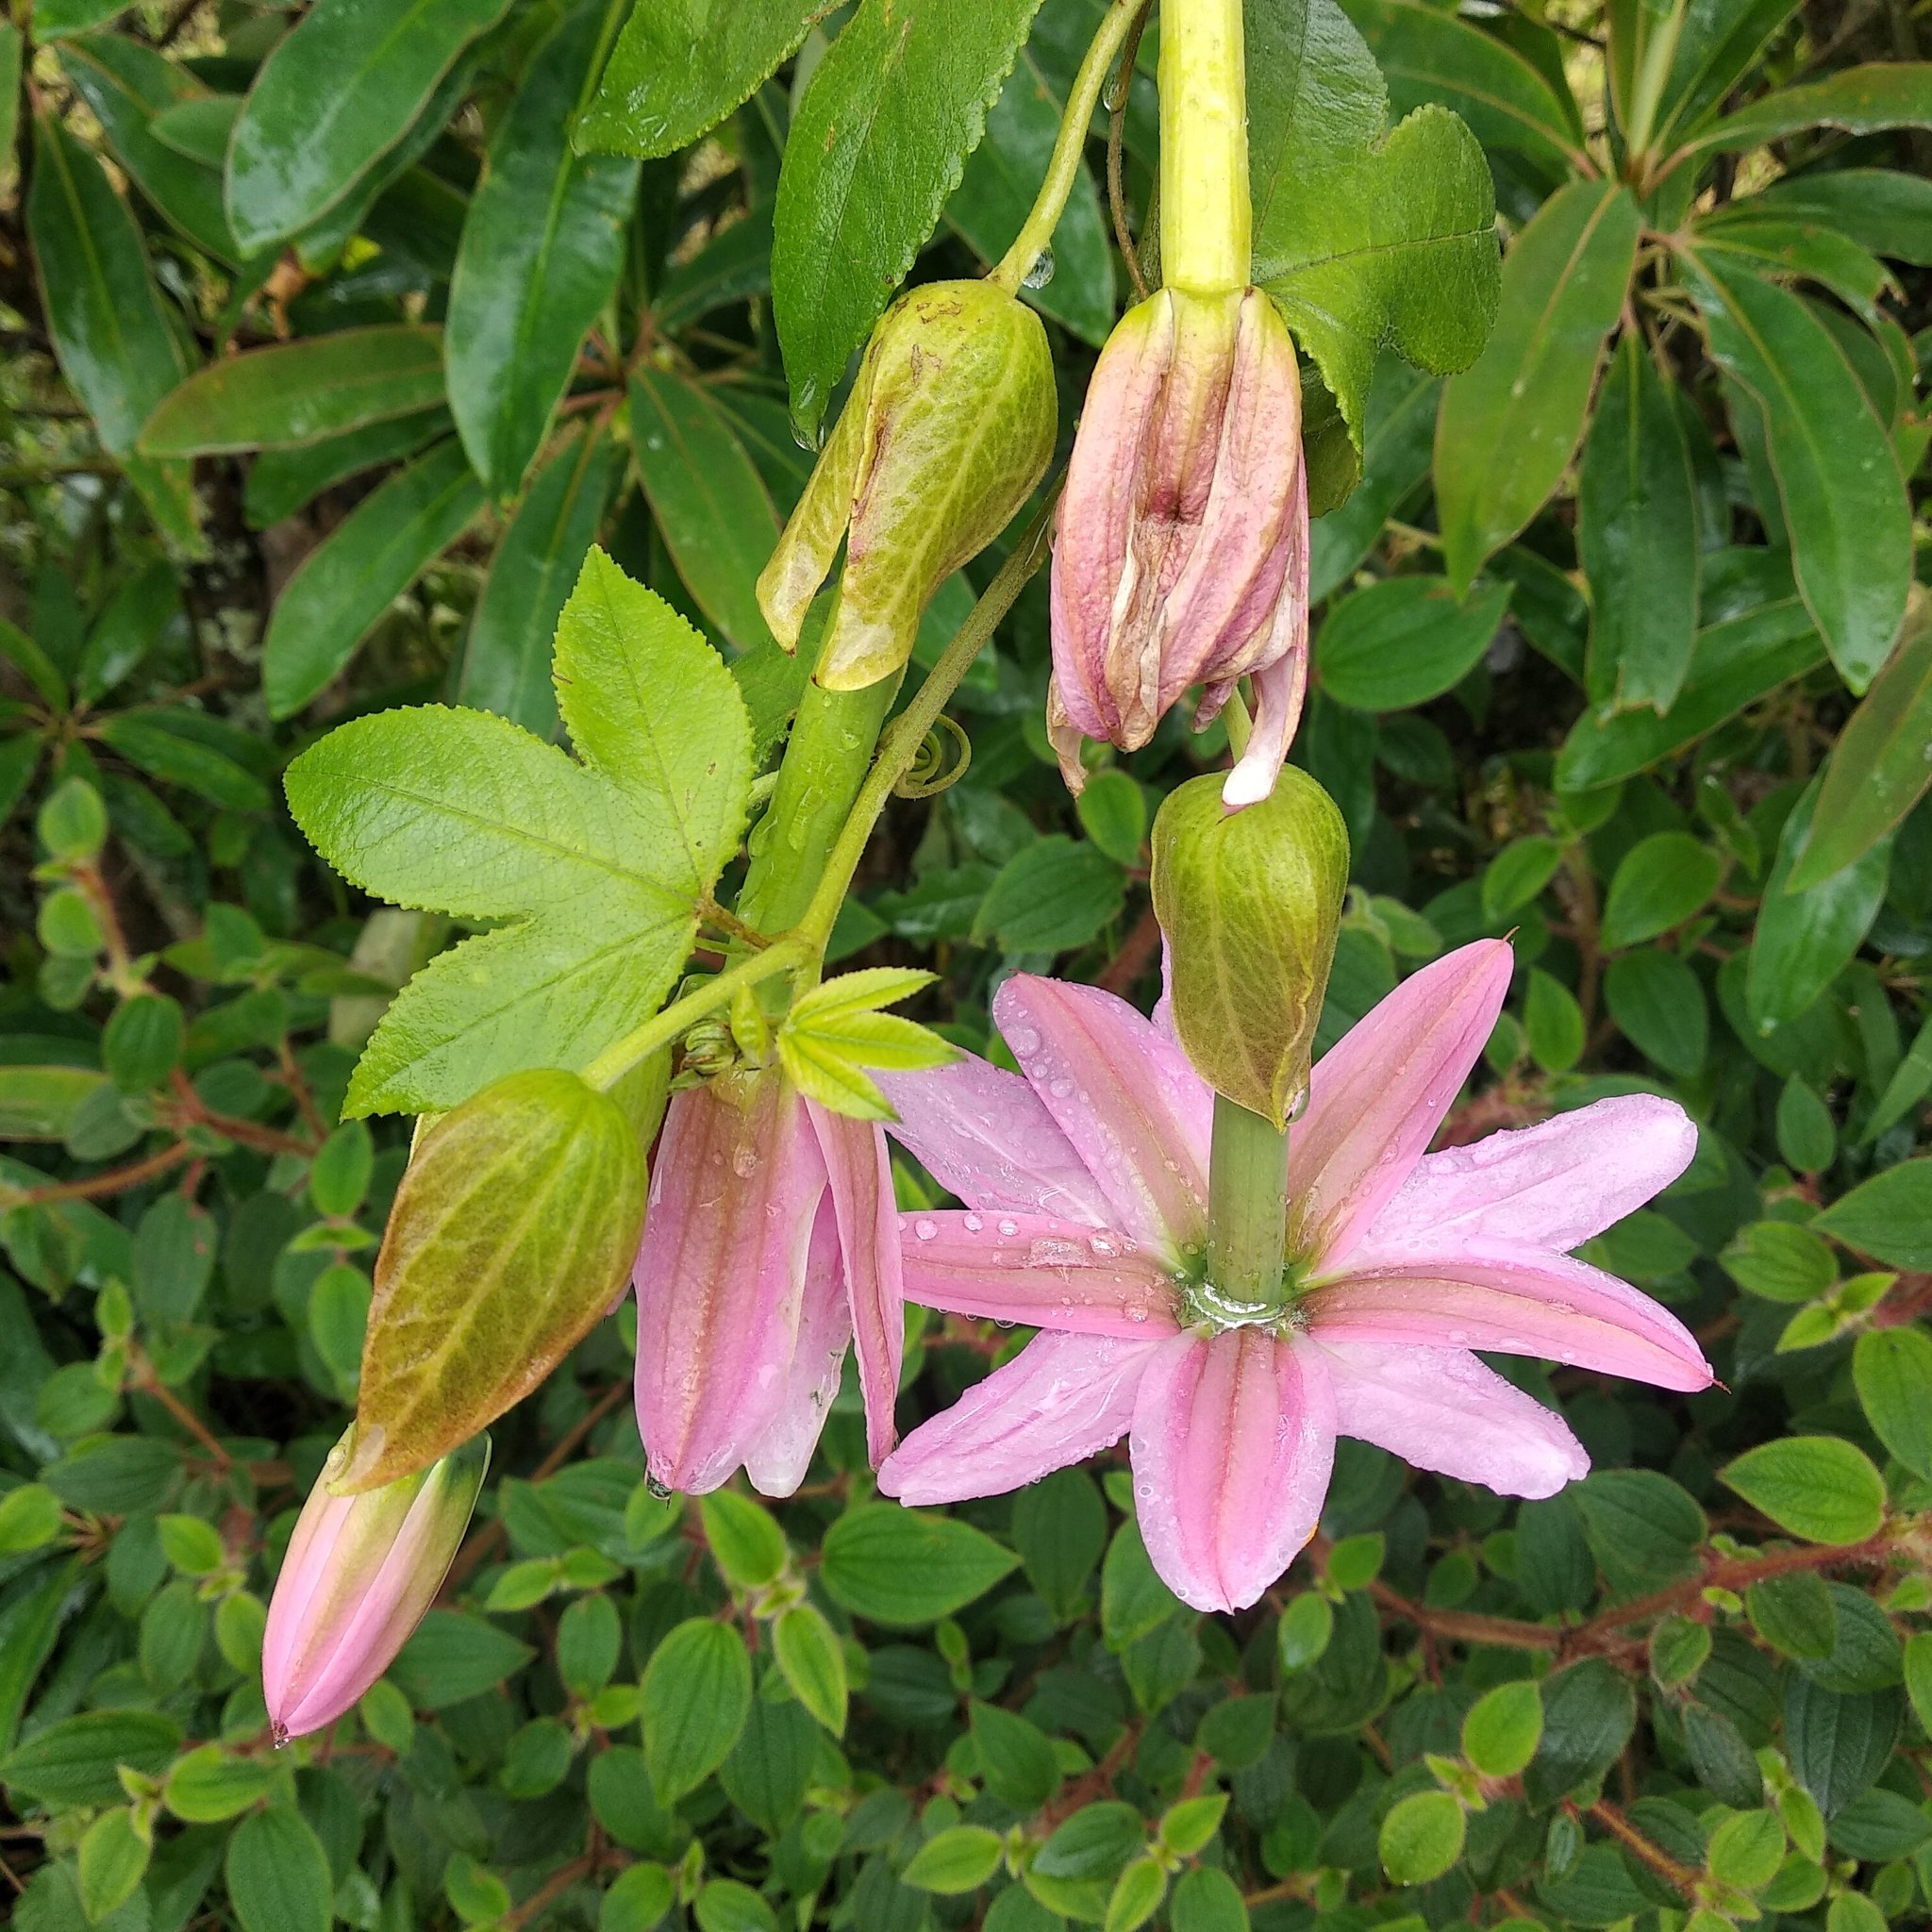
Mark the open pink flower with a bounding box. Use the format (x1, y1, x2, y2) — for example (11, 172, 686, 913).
(874, 941, 1708, 1613)
(633, 1068, 902, 1497)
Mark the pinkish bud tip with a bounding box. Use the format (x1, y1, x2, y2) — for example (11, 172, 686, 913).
(261, 1427, 487, 1741)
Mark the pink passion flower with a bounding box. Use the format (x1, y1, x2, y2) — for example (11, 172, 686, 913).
(632, 1067, 903, 1497)
(874, 940, 1709, 1614)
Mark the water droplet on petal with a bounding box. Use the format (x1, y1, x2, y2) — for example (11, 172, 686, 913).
(914, 1218, 939, 1241)
(997, 1218, 1019, 1237)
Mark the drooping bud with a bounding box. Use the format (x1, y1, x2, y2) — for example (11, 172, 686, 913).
(340, 1069, 648, 1491)
(1047, 285, 1309, 808)
(1150, 768, 1348, 1127)
(263, 1427, 487, 1741)
(757, 279, 1057, 691)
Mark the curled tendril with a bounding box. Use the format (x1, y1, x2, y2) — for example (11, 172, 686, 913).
(893, 715, 973, 799)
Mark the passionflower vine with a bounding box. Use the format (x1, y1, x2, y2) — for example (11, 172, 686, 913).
(632, 1067, 902, 1496)
(874, 941, 1708, 1613)
(263, 1428, 487, 1741)
(1047, 285, 1310, 809)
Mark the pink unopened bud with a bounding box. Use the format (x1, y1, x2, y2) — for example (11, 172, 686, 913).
(1048, 286, 1308, 809)
(262, 1427, 487, 1742)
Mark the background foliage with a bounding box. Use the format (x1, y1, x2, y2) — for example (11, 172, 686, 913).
(2, 1, 1931, 1929)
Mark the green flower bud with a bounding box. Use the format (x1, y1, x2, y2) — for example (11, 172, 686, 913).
(1150, 769, 1349, 1127)
(757, 279, 1057, 691)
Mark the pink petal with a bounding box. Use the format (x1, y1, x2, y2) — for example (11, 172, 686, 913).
(994, 974, 1211, 1254)
(875, 1053, 1113, 1226)
(743, 1196, 852, 1499)
(1129, 1329, 1336, 1614)
(1220, 581, 1307, 809)
(808, 1103, 905, 1467)
(633, 1074, 824, 1493)
(878, 1330, 1162, 1505)
(1289, 940, 1514, 1267)
(1362, 1094, 1699, 1255)
(1309, 1239, 1713, 1392)
(897, 1210, 1183, 1337)
(1313, 1339, 1589, 1498)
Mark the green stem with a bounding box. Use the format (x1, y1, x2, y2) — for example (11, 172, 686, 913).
(1158, 0, 1251, 294)
(797, 489, 1061, 953)
(735, 665, 901, 939)
(1206, 1091, 1291, 1307)
(583, 940, 808, 1091)
(991, 0, 1142, 293)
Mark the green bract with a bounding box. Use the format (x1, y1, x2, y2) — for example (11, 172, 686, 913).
(343, 1068, 648, 1490)
(1150, 767, 1349, 1125)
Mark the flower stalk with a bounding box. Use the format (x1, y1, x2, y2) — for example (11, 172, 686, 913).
(1205, 1092, 1291, 1313)
(1158, 0, 1251, 295)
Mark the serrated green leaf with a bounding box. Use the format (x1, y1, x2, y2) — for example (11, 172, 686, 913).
(1721, 1437, 1887, 1545)
(287, 548, 750, 1113)
(1249, 0, 1496, 460)
(575, 0, 826, 158)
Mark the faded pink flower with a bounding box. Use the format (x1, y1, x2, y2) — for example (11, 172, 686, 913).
(1048, 286, 1308, 810)
(263, 1428, 487, 1741)
(632, 1067, 902, 1496)
(874, 941, 1708, 1613)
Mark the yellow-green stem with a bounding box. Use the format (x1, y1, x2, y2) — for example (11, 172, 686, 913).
(1158, 0, 1251, 294)
(1207, 1091, 1291, 1307)
(992, 0, 1143, 293)
(797, 487, 1061, 954)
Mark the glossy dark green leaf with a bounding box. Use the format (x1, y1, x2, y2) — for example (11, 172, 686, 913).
(390, 1608, 534, 1707)
(27, 114, 196, 546)
(1580, 332, 1700, 715)
(1789, 594, 1932, 891)
(1316, 575, 1509, 711)
(1746, 779, 1891, 1034)
(1604, 949, 1708, 1076)
(1635, 0, 1801, 150)
(1674, 61, 1932, 162)
(821, 1503, 1019, 1625)
(628, 363, 780, 654)
(1308, 358, 1439, 600)
(1816, 1160, 1932, 1271)
(1747, 169, 1932, 267)
(1556, 595, 1823, 791)
(576, 0, 825, 158)
(641, 1618, 751, 1803)
(1340, 0, 1584, 171)
(262, 439, 485, 719)
(242, 408, 452, 529)
(226, 0, 510, 253)
(225, 1806, 333, 1932)
(142, 327, 447, 456)
(446, 3, 639, 496)
(973, 835, 1126, 954)
(654, 202, 774, 332)
(1437, 179, 1639, 591)
(34, 0, 125, 38)
(59, 33, 242, 261)
(946, 37, 1113, 345)
(1600, 832, 1722, 949)
(457, 425, 621, 736)
(772, 0, 1044, 438)
(149, 94, 239, 167)
(1249, 0, 1498, 450)
(1680, 246, 1909, 692)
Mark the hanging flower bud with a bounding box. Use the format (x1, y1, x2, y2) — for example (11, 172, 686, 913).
(262, 1428, 487, 1742)
(757, 279, 1057, 691)
(1048, 285, 1309, 809)
(1151, 767, 1347, 1126)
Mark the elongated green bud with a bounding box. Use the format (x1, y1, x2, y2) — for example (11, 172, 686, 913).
(757, 279, 1057, 691)
(340, 1069, 648, 1491)
(1150, 769, 1349, 1128)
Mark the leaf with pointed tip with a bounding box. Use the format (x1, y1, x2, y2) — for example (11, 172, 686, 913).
(1680, 245, 1910, 691)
